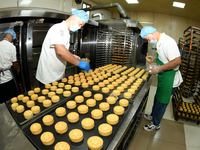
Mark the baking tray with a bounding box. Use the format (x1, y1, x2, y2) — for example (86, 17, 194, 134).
(5, 81, 84, 126)
(22, 90, 132, 150)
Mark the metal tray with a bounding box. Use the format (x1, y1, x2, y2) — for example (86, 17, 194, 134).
(5, 81, 84, 126)
(22, 90, 132, 150)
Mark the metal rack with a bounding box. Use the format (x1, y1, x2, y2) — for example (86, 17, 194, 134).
(179, 26, 200, 98)
(96, 27, 133, 68)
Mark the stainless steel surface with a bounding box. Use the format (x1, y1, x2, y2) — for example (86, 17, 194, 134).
(91, 13, 104, 20)
(107, 75, 154, 149)
(0, 103, 36, 150)
(83, 3, 130, 19)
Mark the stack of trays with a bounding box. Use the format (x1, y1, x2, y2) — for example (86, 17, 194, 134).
(180, 26, 200, 97)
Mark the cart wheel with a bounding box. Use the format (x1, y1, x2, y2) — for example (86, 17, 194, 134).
(175, 117, 179, 121)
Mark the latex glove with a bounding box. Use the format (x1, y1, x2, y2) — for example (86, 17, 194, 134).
(146, 56, 156, 62)
(147, 65, 162, 75)
(73, 54, 80, 60)
(78, 61, 90, 73)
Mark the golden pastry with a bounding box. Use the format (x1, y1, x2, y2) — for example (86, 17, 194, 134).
(87, 76, 92, 81)
(117, 86, 124, 93)
(114, 106, 125, 115)
(72, 87, 79, 93)
(106, 96, 117, 105)
(99, 102, 110, 111)
(56, 88, 63, 94)
(124, 92, 132, 99)
(52, 81, 58, 86)
(108, 78, 114, 82)
(31, 106, 41, 114)
(50, 85, 57, 92)
(106, 114, 119, 125)
(98, 82, 105, 88)
(125, 81, 131, 86)
(68, 75, 74, 80)
(30, 123, 42, 135)
(28, 90, 34, 96)
(54, 141, 70, 150)
(83, 91, 92, 98)
(24, 110, 33, 119)
(91, 109, 103, 119)
(42, 115, 54, 126)
(86, 99, 96, 107)
(11, 97, 18, 103)
(27, 101, 35, 108)
(94, 93, 103, 101)
(75, 95, 84, 103)
(43, 100, 52, 108)
(78, 105, 89, 114)
(17, 94, 24, 101)
(75, 81, 81, 86)
(22, 96, 29, 103)
(65, 85, 72, 90)
(55, 107, 66, 117)
(119, 77, 125, 82)
(67, 112, 79, 123)
(69, 129, 83, 143)
(112, 90, 121, 96)
(92, 85, 100, 91)
(16, 105, 25, 113)
(98, 123, 112, 136)
(55, 121, 68, 134)
(88, 80, 94, 85)
(128, 89, 135, 94)
(121, 84, 128, 89)
(66, 101, 76, 110)
(103, 74, 108, 78)
(115, 74, 120, 78)
(107, 84, 114, 90)
(63, 91, 71, 97)
(119, 99, 129, 107)
(80, 79, 87, 83)
(42, 89, 49, 95)
(31, 94, 38, 101)
(99, 76, 104, 80)
(102, 87, 109, 93)
(61, 78, 68, 83)
(103, 80, 109, 85)
(38, 96, 45, 103)
(81, 118, 95, 130)
(68, 79, 74, 84)
(112, 81, 118, 87)
(122, 75, 127, 80)
(40, 132, 55, 146)
(34, 87, 41, 93)
(45, 84, 51, 89)
(131, 85, 138, 90)
(11, 103, 19, 111)
(133, 82, 140, 87)
(82, 83, 89, 88)
(94, 78, 100, 83)
(87, 136, 103, 150)
(51, 95, 60, 103)
(48, 92, 56, 98)
(112, 76, 117, 80)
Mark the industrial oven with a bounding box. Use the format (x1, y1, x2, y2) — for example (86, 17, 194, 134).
(0, 7, 151, 150)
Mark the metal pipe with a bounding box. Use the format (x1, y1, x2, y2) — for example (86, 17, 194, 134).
(91, 13, 104, 20)
(83, 3, 130, 19)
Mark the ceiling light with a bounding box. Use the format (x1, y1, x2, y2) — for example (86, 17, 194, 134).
(126, 0, 139, 4)
(173, 1, 185, 8)
(20, 0, 32, 5)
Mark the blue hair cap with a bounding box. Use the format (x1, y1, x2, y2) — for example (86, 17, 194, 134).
(140, 26, 157, 39)
(4, 29, 16, 40)
(72, 10, 89, 23)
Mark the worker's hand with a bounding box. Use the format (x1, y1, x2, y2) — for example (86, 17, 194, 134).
(146, 56, 156, 62)
(73, 54, 80, 60)
(78, 61, 90, 73)
(147, 65, 162, 75)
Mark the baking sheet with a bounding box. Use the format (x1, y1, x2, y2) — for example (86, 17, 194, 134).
(22, 90, 132, 150)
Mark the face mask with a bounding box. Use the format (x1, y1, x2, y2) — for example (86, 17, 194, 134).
(150, 39, 157, 44)
(70, 24, 80, 32)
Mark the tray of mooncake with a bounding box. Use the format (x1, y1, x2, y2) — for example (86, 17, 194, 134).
(22, 89, 132, 150)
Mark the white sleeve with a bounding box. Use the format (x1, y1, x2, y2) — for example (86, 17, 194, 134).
(12, 45, 17, 62)
(49, 26, 65, 47)
(164, 38, 181, 61)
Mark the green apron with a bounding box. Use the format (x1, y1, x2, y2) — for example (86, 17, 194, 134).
(155, 52, 178, 104)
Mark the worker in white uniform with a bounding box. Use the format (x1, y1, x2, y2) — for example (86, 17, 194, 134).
(0, 29, 20, 104)
(36, 10, 90, 86)
(140, 26, 183, 131)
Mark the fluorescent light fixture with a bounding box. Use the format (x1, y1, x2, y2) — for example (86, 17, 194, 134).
(126, 0, 139, 4)
(173, 1, 185, 8)
(20, 0, 32, 5)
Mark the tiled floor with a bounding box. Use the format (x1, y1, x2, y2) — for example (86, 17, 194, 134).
(128, 75, 200, 150)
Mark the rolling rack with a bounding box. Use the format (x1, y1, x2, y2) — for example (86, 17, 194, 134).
(96, 27, 133, 68)
(172, 26, 200, 124)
